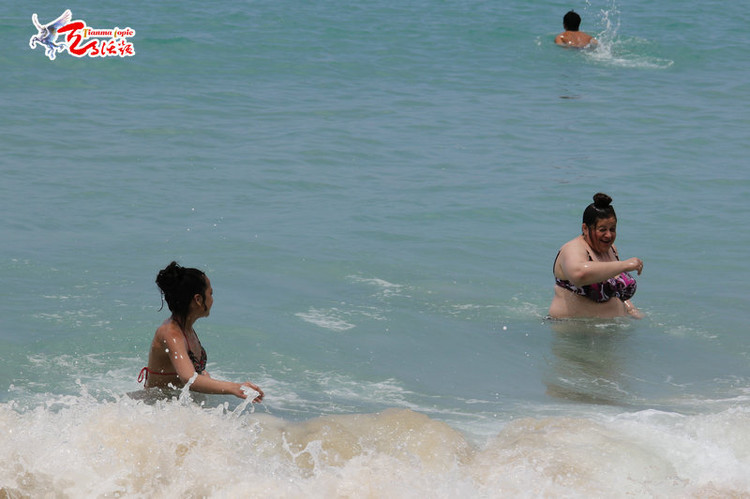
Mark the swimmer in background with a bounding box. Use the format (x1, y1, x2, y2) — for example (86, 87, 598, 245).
(138, 261, 264, 401)
(555, 10, 598, 48)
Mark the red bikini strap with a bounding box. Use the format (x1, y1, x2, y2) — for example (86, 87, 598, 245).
(138, 367, 178, 385)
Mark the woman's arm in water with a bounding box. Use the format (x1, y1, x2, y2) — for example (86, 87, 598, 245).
(623, 300, 643, 320)
(159, 326, 264, 401)
(558, 243, 643, 287)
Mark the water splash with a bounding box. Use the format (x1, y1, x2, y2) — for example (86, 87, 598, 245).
(586, 0, 674, 69)
(178, 372, 199, 404)
(233, 385, 260, 415)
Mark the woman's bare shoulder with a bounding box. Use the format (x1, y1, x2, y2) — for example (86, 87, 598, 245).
(154, 319, 182, 342)
(560, 236, 586, 253)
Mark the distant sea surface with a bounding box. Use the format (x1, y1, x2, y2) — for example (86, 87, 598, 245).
(2, 0, 749, 496)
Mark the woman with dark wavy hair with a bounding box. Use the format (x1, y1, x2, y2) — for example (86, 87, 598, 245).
(138, 261, 264, 401)
(549, 193, 643, 319)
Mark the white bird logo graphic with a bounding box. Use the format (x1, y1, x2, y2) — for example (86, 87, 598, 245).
(30, 10, 73, 60)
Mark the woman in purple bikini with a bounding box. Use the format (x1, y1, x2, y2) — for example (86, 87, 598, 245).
(549, 193, 644, 319)
(139, 261, 264, 401)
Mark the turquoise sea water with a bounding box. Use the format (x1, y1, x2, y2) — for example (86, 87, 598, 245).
(2, 0, 749, 496)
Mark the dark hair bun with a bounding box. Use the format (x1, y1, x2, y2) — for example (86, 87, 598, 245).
(156, 261, 183, 294)
(155, 262, 207, 318)
(592, 193, 612, 209)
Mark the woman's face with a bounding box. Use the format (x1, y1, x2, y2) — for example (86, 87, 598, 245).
(195, 277, 214, 317)
(583, 216, 617, 254)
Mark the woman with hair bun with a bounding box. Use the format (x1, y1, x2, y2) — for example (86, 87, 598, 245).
(138, 261, 264, 401)
(548, 193, 644, 319)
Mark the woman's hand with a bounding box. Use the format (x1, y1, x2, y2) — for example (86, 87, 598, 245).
(624, 300, 643, 319)
(624, 257, 644, 275)
(237, 381, 264, 402)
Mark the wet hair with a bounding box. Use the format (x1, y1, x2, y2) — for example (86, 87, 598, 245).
(582, 193, 616, 228)
(155, 261, 207, 324)
(563, 10, 582, 31)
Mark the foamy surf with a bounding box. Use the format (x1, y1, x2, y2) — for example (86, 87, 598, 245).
(1, 392, 748, 497)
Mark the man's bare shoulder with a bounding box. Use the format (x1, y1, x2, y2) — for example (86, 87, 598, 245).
(555, 30, 597, 48)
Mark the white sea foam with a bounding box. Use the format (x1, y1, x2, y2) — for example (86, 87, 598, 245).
(295, 308, 357, 331)
(347, 275, 405, 298)
(295, 302, 387, 332)
(586, 40, 675, 70)
(1, 395, 748, 497)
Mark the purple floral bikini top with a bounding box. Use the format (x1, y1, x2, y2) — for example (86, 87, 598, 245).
(554, 250, 637, 303)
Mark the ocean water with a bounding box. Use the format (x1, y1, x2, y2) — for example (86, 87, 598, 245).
(2, 0, 749, 496)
